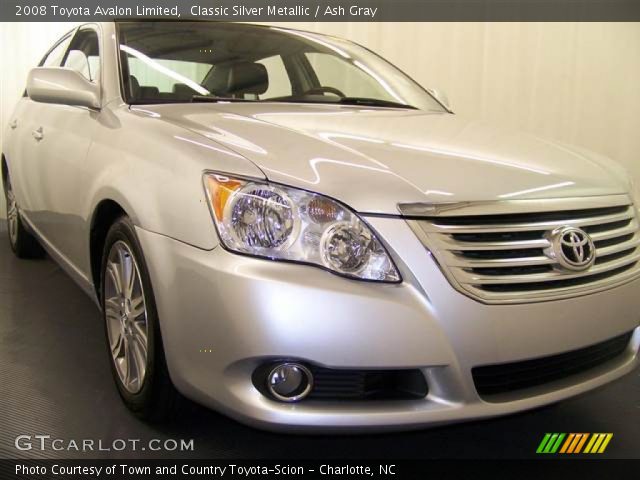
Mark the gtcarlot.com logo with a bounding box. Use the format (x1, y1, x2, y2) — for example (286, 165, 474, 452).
(536, 433, 613, 454)
(15, 435, 195, 452)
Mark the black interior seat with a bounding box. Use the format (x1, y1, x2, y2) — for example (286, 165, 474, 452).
(204, 62, 268, 97)
(172, 83, 198, 99)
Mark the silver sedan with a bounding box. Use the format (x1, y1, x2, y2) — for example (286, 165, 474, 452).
(2, 21, 639, 432)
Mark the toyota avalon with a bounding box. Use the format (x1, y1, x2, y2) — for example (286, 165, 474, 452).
(2, 21, 639, 432)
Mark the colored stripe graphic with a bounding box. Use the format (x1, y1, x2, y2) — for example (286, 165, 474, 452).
(597, 434, 613, 453)
(536, 433, 565, 453)
(550, 433, 565, 453)
(584, 433, 614, 454)
(584, 434, 599, 453)
(536, 433, 552, 453)
(574, 434, 589, 453)
(559, 433, 575, 453)
(592, 434, 606, 452)
(543, 433, 559, 453)
(538, 433, 613, 454)
(567, 433, 583, 453)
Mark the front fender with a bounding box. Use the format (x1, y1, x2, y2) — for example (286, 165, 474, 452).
(83, 105, 266, 253)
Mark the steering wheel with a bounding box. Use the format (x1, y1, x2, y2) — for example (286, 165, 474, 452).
(302, 86, 346, 98)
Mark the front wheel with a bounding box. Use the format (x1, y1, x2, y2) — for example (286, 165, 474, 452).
(101, 216, 179, 421)
(3, 171, 45, 259)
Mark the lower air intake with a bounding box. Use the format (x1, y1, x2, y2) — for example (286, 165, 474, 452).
(308, 367, 428, 400)
(472, 331, 633, 398)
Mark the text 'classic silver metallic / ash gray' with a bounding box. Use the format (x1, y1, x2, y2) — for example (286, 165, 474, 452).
(2, 21, 639, 432)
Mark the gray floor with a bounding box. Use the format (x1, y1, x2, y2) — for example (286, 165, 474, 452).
(0, 226, 638, 460)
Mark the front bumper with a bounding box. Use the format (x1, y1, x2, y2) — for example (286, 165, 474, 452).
(136, 217, 640, 432)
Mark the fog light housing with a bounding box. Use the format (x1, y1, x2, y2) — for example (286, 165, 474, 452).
(267, 363, 313, 402)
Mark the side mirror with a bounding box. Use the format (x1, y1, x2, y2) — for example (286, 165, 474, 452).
(26, 67, 100, 109)
(427, 88, 452, 111)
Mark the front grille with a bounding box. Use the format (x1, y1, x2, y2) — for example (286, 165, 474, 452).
(472, 331, 633, 398)
(404, 198, 640, 303)
(308, 367, 428, 401)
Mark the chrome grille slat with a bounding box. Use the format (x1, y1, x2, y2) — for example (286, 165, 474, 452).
(469, 265, 640, 302)
(457, 251, 640, 284)
(405, 198, 640, 304)
(429, 209, 635, 233)
(444, 252, 554, 268)
(589, 220, 638, 241)
(439, 237, 551, 251)
(596, 236, 640, 258)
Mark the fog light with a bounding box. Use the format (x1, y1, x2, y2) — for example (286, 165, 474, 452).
(267, 363, 313, 402)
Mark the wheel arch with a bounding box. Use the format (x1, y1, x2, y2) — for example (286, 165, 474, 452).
(1, 154, 8, 190)
(89, 198, 130, 300)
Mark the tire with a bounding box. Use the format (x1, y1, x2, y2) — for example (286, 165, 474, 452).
(3, 170, 45, 259)
(101, 215, 180, 422)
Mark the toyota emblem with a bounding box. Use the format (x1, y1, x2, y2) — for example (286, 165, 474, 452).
(548, 226, 596, 271)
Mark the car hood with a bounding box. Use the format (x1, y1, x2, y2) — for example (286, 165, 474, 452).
(142, 102, 630, 214)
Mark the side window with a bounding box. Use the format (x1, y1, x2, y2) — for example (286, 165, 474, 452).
(257, 55, 292, 99)
(41, 34, 73, 67)
(62, 29, 100, 82)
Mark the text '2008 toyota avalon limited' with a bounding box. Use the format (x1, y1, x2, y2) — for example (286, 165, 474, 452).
(2, 21, 639, 432)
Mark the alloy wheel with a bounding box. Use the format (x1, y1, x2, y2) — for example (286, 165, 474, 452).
(104, 240, 149, 394)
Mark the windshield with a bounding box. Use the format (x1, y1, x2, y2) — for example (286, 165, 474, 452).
(117, 22, 446, 111)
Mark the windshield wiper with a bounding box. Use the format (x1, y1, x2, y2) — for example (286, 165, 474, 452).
(265, 97, 417, 110)
(191, 95, 256, 103)
(337, 97, 417, 109)
(128, 96, 256, 105)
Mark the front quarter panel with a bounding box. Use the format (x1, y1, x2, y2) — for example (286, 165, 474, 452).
(84, 104, 266, 259)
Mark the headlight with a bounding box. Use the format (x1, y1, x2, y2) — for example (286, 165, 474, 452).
(204, 172, 401, 282)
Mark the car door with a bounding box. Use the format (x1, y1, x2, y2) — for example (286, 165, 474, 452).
(11, 30, 74, 221)
(25, 25, 102, 268)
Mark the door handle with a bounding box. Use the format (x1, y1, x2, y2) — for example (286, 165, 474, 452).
(32, 127, 44, 141)
(9, 119, 17, 129)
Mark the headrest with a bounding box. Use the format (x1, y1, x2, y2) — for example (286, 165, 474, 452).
(139, 86, 159, 98)
(129, 75, 140, 99)
(172, 83, 197, 98)
(207, 62, 268, 96)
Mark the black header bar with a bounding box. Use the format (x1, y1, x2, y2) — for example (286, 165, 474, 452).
(2, 0, 640, 22)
